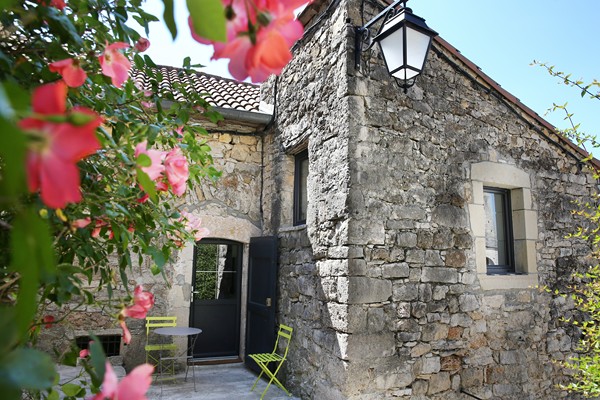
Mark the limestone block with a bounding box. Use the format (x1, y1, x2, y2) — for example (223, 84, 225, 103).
(432, 204, 468, 228)
(347, 277, 392, 304)
(382, 263, 409, 278)
(421, 323, 449, 342)
(347, 332, 396, 359)
(445, 250, 467, 268)
(427, 372, 451, 395)
(414, 356, 441, 375)
(459, 294, 480, 312)
(392, 283, 418, 301)
(397, 232, 418, 247)
(421, 267, 459, 283)
(410, 343, 431, 358)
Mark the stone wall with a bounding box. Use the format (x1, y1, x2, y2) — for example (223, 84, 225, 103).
(261, 0, 357, 398)
(266, 0, 596, 398)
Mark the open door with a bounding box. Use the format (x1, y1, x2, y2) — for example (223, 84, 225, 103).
(245, 236, 278, 372)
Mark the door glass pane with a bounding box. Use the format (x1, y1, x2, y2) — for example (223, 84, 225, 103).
(193, 243, 238, 300)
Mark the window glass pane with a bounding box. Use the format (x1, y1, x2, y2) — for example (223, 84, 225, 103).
(294, 150, 309, 225)
(193, 243, 238, 300)
(484, 189, 510, 268)
(299, 156, 308, 222)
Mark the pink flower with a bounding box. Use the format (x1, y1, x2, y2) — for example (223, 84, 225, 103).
(42, 315, 55, 328)
(72, 217, 91, 229)
(49, 58, 87, 87)
(99, 42, 131, 88)
(19, 82, 102, 209)
(119, 319, 132, 345)
(135, 141, 165, 182)
(134, 38, 151, 52)
(79, 341, 93, 358)
(92, 361, 153, 400)
(180, 211, 210, 242)
(122, 285, 154, 319)
(164, 148, 189, 196)
(190, 0, 308, 83)
(37, 0, 66, 10)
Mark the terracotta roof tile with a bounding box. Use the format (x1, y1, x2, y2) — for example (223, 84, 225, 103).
(131, 65, 264, 112)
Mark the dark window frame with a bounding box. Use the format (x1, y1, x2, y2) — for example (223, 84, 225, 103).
(293, 150, 309, 226)
(483, 187, 515, 275)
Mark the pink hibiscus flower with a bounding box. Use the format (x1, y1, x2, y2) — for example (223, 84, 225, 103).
(99, 42, 131, 88)
(92, 361, 153, 400)
(49, 58, 87, 87)
(164, 147, 189, 196)
(190, 0, 308, 82)
(19, 82, 102, 209)
(119, 319, 132, 344)
(122, 285, 155, 319)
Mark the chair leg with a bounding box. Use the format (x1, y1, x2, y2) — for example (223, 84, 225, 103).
(250, 369, 265, 392)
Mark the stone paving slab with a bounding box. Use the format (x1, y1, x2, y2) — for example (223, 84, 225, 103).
(147, 363, 299, 400)
(58, 363, 299, 400)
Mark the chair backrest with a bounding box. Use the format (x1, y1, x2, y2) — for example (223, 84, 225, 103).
(145, 316, 177, 338)
(272, 324, 293, 360)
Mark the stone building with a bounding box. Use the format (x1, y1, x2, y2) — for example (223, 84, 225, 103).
(43, 1, 598, 399)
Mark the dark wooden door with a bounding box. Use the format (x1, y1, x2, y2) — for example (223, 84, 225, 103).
(245, 236, 278, 372)
(190, 239, 242, 359)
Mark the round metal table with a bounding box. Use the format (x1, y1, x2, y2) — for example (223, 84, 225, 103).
(154, 326, 202, 393)
(155, 327, 202, 336)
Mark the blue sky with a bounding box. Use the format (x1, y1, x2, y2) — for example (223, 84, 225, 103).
(140, 0, 600, 136)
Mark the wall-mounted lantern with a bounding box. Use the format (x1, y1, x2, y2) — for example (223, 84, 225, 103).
(355, 0, 438, 91)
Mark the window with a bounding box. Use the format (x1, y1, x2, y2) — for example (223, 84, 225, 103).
(293, 150, 309, 226)
(483, 187, 514, 274)
(469, 162, 538, 290)
(76, 334, 121, 356)
(193, 240, 241, 300)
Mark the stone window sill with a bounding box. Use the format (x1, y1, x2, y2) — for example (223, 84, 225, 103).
(278, 224, 307, 233)
(478, 273, 538, 290)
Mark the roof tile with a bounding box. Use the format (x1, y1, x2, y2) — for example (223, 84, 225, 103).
(131, 65, 263, 112)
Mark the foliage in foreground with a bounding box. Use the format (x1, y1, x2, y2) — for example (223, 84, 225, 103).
(536, 61, 600, 397)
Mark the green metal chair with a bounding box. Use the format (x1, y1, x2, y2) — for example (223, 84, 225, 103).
(248, 324, 293, 400)
(145, 316, 177, 374)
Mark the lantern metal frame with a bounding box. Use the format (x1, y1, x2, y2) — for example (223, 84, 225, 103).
(355, 0, 438, 91)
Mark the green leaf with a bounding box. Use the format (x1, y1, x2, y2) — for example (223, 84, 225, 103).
(10, 208, 57, 337)
(136, 153, 151, 167)
(62, 383, 83, 397)
(0, 347, 56, 391)
(136, 167, 158, 203)
(0, 117, 26, 201)
(162, 0, 178, 39)
(187, 0, 226, 42)
(89, 337, 106, 388)
(47, 390, 60, 400)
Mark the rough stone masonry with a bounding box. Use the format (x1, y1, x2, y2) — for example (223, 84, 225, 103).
(261, 0, 596, 398)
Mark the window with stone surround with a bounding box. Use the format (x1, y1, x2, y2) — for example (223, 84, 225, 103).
(483, 187, 514, 274)
(469, 162, 538, 290)
(293, 150, 309, 226)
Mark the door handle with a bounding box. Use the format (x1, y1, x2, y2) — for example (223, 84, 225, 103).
(266, 297, 272, 307)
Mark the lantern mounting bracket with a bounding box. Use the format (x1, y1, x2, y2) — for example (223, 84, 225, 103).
(355, 0, 408, 69)
(354, 0, 437, 92)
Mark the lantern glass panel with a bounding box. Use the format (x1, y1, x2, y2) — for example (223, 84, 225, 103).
(406, 28, 431, 71)
(378, 28, 405, 72)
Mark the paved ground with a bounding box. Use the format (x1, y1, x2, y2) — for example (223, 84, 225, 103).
(58, 363, 300, 400)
